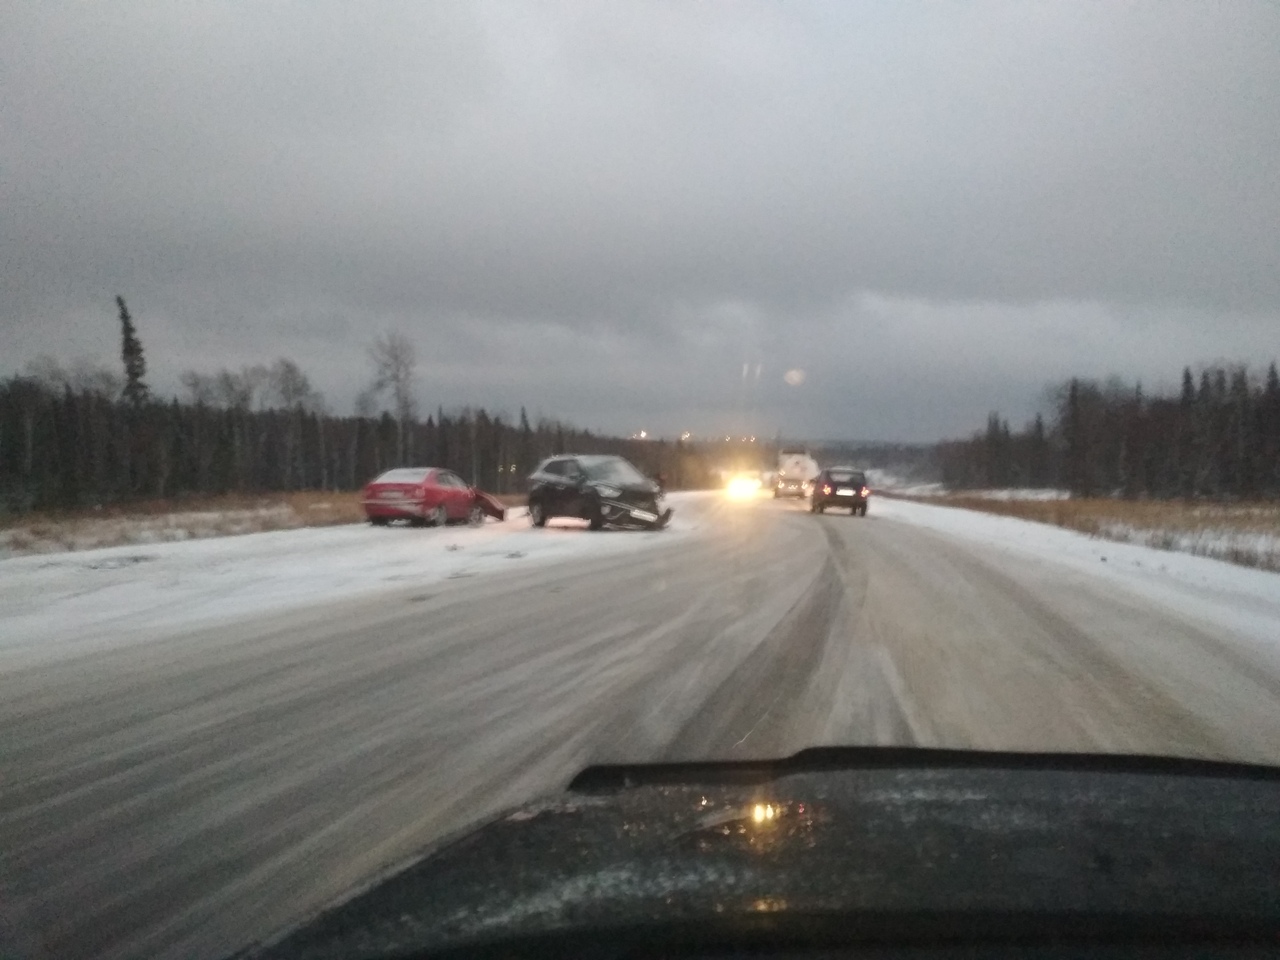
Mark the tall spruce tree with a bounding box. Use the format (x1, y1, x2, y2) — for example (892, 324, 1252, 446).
(117, 296, 149, 405)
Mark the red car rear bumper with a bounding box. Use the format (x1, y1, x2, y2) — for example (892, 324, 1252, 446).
(362, 498, 427, 519)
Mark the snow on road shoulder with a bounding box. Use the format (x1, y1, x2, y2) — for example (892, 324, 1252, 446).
(874, 496, 1280, 663)
(0, 492, 713, 667)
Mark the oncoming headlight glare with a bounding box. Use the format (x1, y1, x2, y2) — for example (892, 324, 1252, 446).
(752, 803, 778, 823)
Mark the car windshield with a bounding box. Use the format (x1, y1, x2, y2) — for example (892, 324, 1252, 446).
(5, 6, 1279, 958)
(580, 457, 647, 485)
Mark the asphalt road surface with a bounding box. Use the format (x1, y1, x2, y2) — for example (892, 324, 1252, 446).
(5, 494, 1280, 959)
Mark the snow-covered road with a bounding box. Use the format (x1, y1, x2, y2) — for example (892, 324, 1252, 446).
(0, 493, 709, 667)
(3, 491, 1280, 959)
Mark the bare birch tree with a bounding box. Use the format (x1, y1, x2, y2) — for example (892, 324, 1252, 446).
(367, 332, 417, 463)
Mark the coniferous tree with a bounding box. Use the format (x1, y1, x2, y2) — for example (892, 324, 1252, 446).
(117, 296, 149, 405)
(934, 361, 1280, 501)
(1261, 363, 1280, 495)
(1178, 367, 1195, 496)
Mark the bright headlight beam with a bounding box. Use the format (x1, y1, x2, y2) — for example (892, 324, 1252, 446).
(751, 803, 778, 824)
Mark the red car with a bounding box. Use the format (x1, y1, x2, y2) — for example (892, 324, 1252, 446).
(361, 467, 507, 527)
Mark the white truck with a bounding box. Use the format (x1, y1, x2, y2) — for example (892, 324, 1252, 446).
(774, 446, 820, 499)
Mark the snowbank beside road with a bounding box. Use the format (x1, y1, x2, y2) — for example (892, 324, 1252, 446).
(887, 493, 1280, 573)
(870, 478, 1069, 501)
(1095, 521, 1280, 573)
(967, 488, 1071, 501)
(0, 494, 710, 667)
(874, 496, 1280, 665)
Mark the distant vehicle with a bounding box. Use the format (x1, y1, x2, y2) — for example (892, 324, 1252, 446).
(361, 467, 507, 527)
(246, 748, 1280, 959)
(811, 466, 870, 516)
(774, 446, 819, 498)
(725, 471, 763, 499)
(527, 455, 671, 530)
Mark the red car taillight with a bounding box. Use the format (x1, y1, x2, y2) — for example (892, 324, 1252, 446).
(822, 485, 832, 495)
(861, 487, 870, 496)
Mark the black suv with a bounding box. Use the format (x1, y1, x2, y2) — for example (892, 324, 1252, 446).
(527, 455, 672, 530)
(811, 467, 870, 516)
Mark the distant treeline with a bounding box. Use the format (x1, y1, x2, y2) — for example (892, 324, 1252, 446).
(0, 378, 716, 514)
(938, 363, 1280, 499)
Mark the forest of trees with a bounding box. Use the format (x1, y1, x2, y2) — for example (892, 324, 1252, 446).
(938, 363, 1280, 499)
(11, 303, 1276, 511)
(0, 302, 716, 514)
(0, 378, 718, 514)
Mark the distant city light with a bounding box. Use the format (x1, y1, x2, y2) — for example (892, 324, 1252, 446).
(680, 431, 692, 441)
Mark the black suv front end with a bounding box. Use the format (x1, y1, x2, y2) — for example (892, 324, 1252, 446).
(527, 454, 673, 530)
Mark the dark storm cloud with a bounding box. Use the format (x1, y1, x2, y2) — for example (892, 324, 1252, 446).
(3, 1, 1278, 440)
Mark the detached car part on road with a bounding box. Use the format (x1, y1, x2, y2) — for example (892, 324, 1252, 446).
(811, 466, 870, 516)
(527, 455, 672, 530)
(244, 747, 1280, 959)
(361, 467, 507, 527)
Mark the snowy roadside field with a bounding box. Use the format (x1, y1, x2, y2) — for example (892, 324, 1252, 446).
(874, 496, 1280, 666)
(0, 493, 710, 666)
(1093, 521, 1280, 572)
(962, 488, 1071, 501)
(883, 491, 1280, 573)
(870, 478, 1069, 502)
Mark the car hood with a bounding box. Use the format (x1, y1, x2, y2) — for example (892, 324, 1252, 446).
(247, 748, 1280, 958)
(591, 479, 659, 497)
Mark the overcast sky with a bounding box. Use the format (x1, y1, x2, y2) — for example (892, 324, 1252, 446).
(4, 1, 1278, 441)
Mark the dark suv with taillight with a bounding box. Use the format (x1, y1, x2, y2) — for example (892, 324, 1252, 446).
(811, 467, 870, 516)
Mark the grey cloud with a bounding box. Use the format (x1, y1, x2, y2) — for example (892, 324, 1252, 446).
(3, 1, 1278, 440)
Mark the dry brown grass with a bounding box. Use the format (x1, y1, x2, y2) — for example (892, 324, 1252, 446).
(0, 491, 363, 529)
(889, 493, 1280, 572)
(0, 490, 534, 557)
(0, 491, 366, 556)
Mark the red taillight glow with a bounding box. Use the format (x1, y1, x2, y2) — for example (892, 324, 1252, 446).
(861, 487, 870, 496)
(822, 485, 832, 495)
